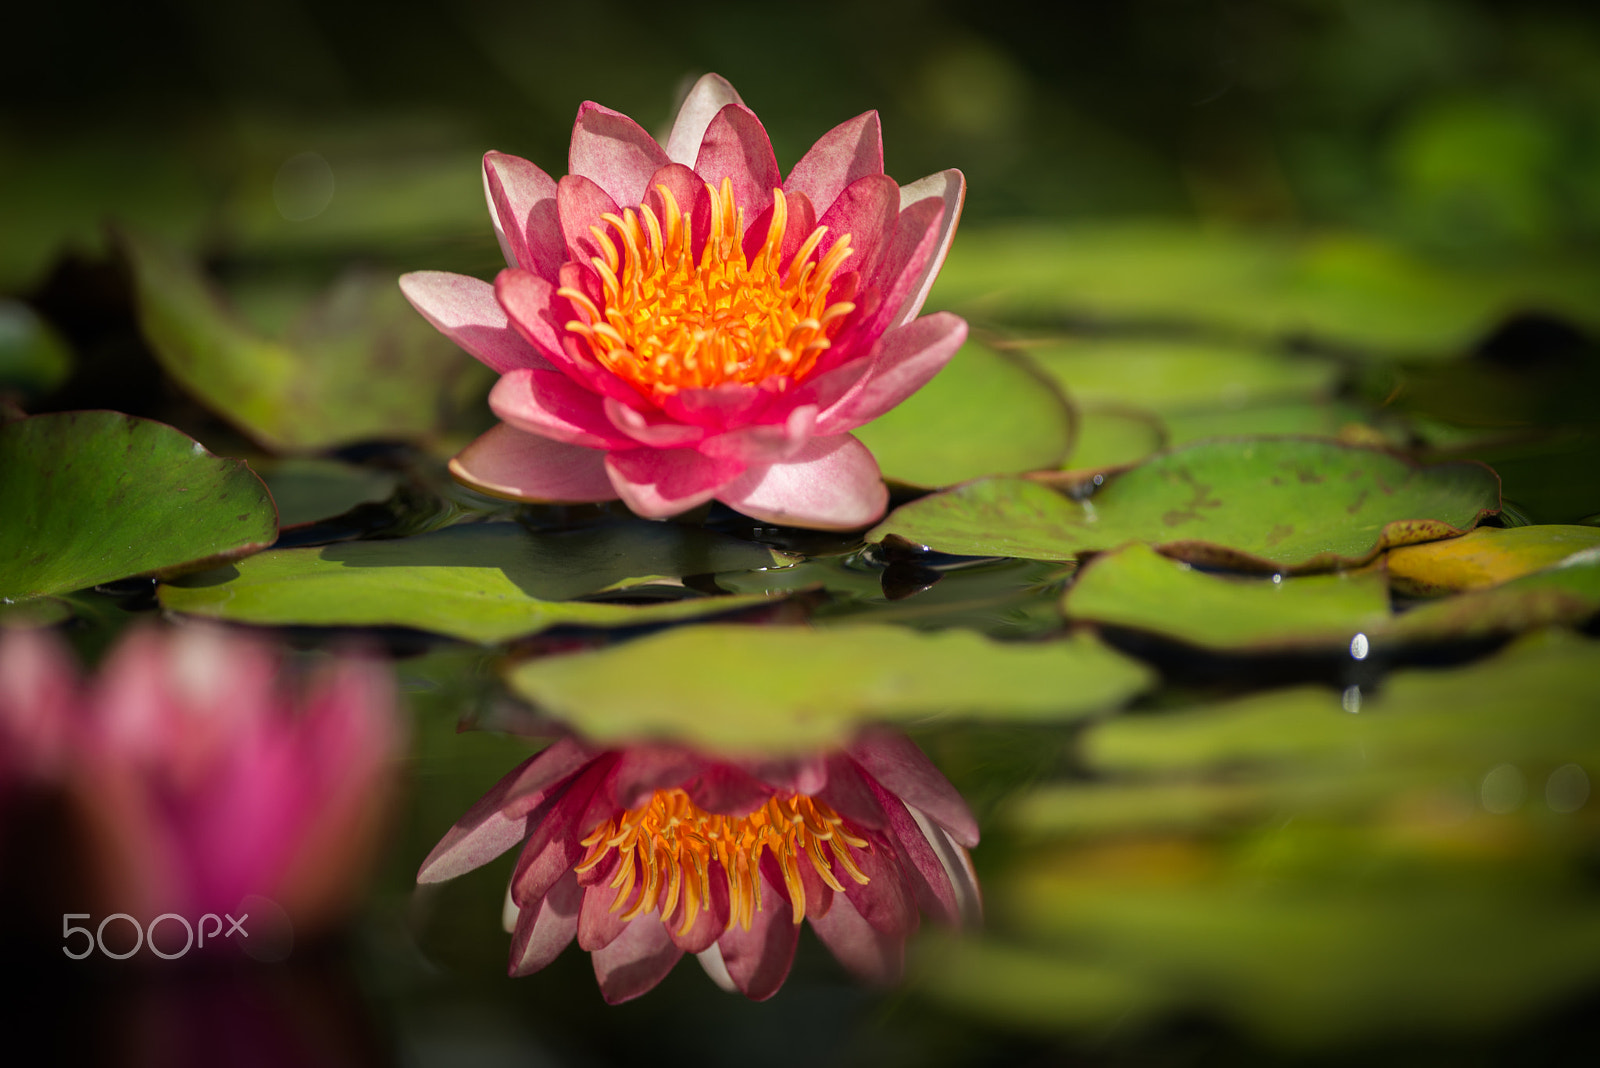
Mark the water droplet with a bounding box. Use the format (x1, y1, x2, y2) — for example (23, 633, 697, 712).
(1271, 573, 1283, 585)
(1341, 685, 1361, 714)
(1480, 764, 1526, 814)
(1349, 633, 1369, 660)
(1091, 473, 1104, 486)
(1546, 764, 1590, 813)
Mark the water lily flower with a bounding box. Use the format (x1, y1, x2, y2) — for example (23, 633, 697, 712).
(401, 74, 967, 530)
(0, 624, 401, 941)
(417, 730, 981, 1003)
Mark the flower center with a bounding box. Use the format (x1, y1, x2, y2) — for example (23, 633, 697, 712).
(575, 788, 870, 934)
(558, 178, 856, 403)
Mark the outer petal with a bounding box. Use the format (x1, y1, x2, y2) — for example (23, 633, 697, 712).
(714, 434, 887, 531)
(511, 757, 615, 908)
(449, 424, 619, 504)
(666, 858, 732, 954)
(665, 74, 744, 167)
(784, 111, 884, 217)
(868, 780, 961, 926)
(483, 152, 563, 280)
(607, 746, 706, 810)
(890, 169, 966, 328)
(417, 739, 595, 883)
(697, 405, 817, 464)
(399, 271, 554, 374)
(558, 174, 622, 265)
(569, 102, 673, 211)
(815, 313, 968, 435)
(489, 268, 573, 364)
(595, 917, 685, 1004)
(604, 397, 706, 448)
(685, 764, 772, 817)
(694, 104, 782, 224)
(714, 870, 800, 1001)
(810, 891, 904, 985)
(489, 369, 636, 450)
(907, 805, 983, 927)
(605, 447, 746, 519)
(813, 173, 902, 285)
(509, 869, 582, 976)
(848, 729, 981, 848)
(578, 881, 633, 952)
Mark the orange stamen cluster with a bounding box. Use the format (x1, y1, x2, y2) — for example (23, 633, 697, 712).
(575, 788, 871, 934)
(558, 178, 856, 402)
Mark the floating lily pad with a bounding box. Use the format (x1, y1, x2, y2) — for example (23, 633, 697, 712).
(122, 231, 490, 453)
(936, 223, 1600, 356)
(1387, 524, 1600, 594)
(1063, 407, 1164, 472)
(1160, 401, 1403, 450)
(158, 521, 791, 643)
(1389, 550, 1600, 642)
(505, 624, 1155, 755)
(1064, 544, 1391, 652)
(254, 458, 402, 528)
(856, 341, 1072, 488)
(0, 411, 277, 602)
(873, 439, 1500, 571)
(1025, 339, 1342, 415)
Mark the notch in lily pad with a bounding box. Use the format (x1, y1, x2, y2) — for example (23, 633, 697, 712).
(0, 411, 277, 602)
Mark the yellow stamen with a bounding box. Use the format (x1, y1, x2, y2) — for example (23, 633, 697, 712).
(580, 788, 871, 934)
(556, 179, 856, 402)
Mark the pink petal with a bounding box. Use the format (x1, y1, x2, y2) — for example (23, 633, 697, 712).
(578, 880, 633, 952)
(810, 891, 905, 985)
(816, 753, 888, 832)
(483, 152, 564, 281)
(449, 424, 619, 504)
(741, 188, 819, 274)
(697, 404, 817, 464)
(665, 74, 744, 167)
(593, 915, 684, 1004)
(659, 383, 773, 431)
(417, 739, 595, 883)
(399, 271, 554, 374)
(815, 313, 968, 435)
(604, 397, 706, 448)
(906, 805, 983, 927)
(861, 195, 947, 337)
(643, 164, 714, 262)
(685, 764, 772, 817)
(714, 434, 887, 531)
(489, 368, 635, 450)
(715, 870, 800, 1001)
(569, 101, 673, 211)
(557, 173, 622, 266)
(509, 869, 582, 976)
(867, 778, 961, 926)
(785, 111, 884, 217)
(742, 753, 829, 797)
(694, 104, 782, 224)
(605, 447, 746, 519)
(487, 268, 570, 364)
(511, 757, 615, 908)
(606, 746, 706, 809)
(848, 729, 980, 848)
(0, 626, 79, 778)
(841, 830, 919, 940)
(814, 173, 902, 284)
(890, 169, 966, 328)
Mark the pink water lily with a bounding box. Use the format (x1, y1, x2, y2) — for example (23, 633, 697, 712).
(417, 730, 981, 1003)
(401, 74, 966, 530)
(0, 624, 401, 940)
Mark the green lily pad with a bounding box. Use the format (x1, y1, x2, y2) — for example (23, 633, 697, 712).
(1063, 407, 1164, 472)
(158, 521, 792, 643)
(0, 411, 277, 603)
(934, 223, 1600, 356)
(504, 624, 1155, 755)
(0, 300, 72, 398)
(855, 341, 1072, 488)
(1064, 543, 1391, 652)
(254, 458, 402, 528)
(1161, 401, 1404, 450)
(1026, 339, 1342, 415)
(1389, 550, 1600, 642)
(1387, 524, 1600, 594)
(872, 439, 1501, 571)
(122, 231, 490, 453)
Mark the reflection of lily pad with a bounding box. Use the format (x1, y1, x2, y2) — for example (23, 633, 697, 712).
(254, 458, 402, 528)
(1064, 543, 1391, 652)
(1387, 524, 1600, 594)
(123, 231, 490, 453)
(856, 341, 1072, 488)
(158, 521, 791, 643)
(873, 439, 1500, 571)
(505, 624, 1155, 755)
(0, 412, 277, 602)
(1026, 339, 1341, 415)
